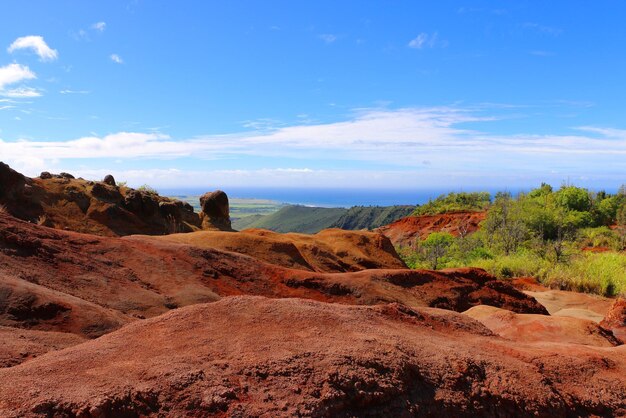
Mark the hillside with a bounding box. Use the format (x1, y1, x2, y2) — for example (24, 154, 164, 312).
(233, 204, 416, 233)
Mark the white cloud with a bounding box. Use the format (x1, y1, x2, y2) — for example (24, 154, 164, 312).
(318, 34, 337, 44)
(1, 107, 626, 187)
(8, 36, 58, 61)
(110, 54, 123, 64)
(91, 22, 106, 32)
(1, 87, 42, 98)
(0, 63, 36, 90)
(408, 32, 446, 49)
(60, 89, 90, 94)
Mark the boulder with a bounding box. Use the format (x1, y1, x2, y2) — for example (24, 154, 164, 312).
(103, 175, 116, 187)
(39, 172, 52, 180)
(199, 190, 232, 231)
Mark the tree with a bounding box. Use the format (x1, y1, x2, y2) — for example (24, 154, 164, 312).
(482, 193, 527, 255)
(421, 232, 455, 270)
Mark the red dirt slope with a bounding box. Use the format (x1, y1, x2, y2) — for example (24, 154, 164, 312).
(464, 305, 621, 347)
(0, 326, 85, 368)
(601, 298, 626, 342)
(0, 296, 624, 417)
(0, 211, 546, 369)
(376, 211, 487, 247)
(145, 227, 406, 272)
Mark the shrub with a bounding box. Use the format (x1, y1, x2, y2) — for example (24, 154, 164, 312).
(413, 192, 491, 216)
(137, 184, 159, 195)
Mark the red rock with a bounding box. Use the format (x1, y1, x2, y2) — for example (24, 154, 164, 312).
(0, 296, 624, 417)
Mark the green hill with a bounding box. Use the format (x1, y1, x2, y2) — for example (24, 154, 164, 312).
(329, 205, 415, 230)
(233, 204, 416, 234)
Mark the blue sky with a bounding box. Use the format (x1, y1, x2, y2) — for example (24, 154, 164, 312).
(0, 0, 625, 190)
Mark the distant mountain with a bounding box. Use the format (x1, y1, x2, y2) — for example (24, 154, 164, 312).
(232, 204, 416, 233)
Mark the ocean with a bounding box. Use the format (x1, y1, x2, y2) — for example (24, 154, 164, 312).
(159, 187, 520, 208)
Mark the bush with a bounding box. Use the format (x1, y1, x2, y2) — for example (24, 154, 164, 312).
(412, 192, 491, 216)
(137, 184, 159, 195)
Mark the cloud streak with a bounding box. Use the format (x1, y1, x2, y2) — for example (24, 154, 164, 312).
(1, 107, 625, 186)
(8, 36, 58, 61)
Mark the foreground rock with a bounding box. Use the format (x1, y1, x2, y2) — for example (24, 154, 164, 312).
(376, 211, 487, 247)
(0, 296, 624, 417)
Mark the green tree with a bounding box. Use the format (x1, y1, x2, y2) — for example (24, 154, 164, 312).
(421, 232, 455, 270)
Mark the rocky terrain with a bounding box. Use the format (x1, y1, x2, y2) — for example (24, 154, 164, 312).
(0, 162, 232, 236)
(1, 163, 625, 417)
(375, 211, 487, 247)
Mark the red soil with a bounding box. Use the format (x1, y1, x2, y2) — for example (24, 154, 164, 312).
(465, 305, 622, 347)
(601, 298, 626, 342)
(376, 211, 487, 247)
(146, 227, 407, 272)
(0, 296, 624, 417)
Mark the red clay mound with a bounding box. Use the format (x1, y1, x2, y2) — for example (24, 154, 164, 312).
(375, 211, 487, 247)
(601, 298, 626, 342)
(146, 227, 406, 272)
(0, 296, 624, 417)
(0, 274, 132, 337)
(464, 305, 621, 347)
(0, 326, 85, 368)
(0, 212, 544, 316)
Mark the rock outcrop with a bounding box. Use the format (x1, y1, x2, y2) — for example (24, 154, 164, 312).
(0, 162, 201, 236)
(199, 189, 233, 231)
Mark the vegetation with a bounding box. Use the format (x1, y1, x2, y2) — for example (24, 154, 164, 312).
(137, 184, 159, 195)
(412, 192, 491, 216)
(399, 184, 626, 296)
(233, 204, 416, 234)
(329, 205, 415, 230)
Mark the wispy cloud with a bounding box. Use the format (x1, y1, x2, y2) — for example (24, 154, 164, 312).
(1, 87, 42, 98)
(529, 50, 554, 57)
(8, 36, 58, 62)
(91, 22, 106, 32)
(59, 89, 90, 95)
(318, 34, 337, 44)
(522, 22, 563, 36)
(408, 32, 447, 49)
(0, 63, 38, 98)
(110, 54, 123, 64)
(2, 107, 626, 179)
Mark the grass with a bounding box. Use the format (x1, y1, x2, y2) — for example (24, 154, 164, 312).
(0, 204, 6, 214)
(465, 251, 626, 297)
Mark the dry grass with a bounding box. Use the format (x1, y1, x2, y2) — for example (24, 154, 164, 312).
(36, 214, 48, 226)
(0, 204, 7, 214)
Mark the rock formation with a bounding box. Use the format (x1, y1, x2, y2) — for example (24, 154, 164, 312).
(199, 190, 233, 231)
(102, 174, 116, 186)
(0, 162, 201, 236)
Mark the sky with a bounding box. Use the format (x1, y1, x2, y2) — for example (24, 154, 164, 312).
(1, 0, 625, 191)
